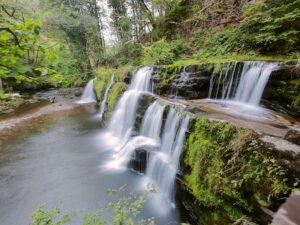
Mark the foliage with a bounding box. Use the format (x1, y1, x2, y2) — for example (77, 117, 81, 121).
(29, 191, 154, 225)
(142, 39, 186, 65)
(0, 17, 57, 83)
(192, 0, 300, 58)
(107, 82, 126, 112)
(30, 205, 75, 225)
(183, 118, 296, 223)
(239, 0, 300, 54)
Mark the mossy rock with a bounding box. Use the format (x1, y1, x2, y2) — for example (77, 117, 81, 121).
(107, 82, 126, 112)
(181, 117, 297, 224)
(161, 65, 182, 85)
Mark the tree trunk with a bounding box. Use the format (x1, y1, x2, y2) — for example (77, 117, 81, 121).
(0, 78, 3, 92)
(136, 0, 156, 29)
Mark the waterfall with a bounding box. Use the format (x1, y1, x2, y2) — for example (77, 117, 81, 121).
(235, 63, 277, 105)
(140, 101, 165, 141)
(104, 67, 153, 169)
(107, 67, 152, 139)
(104, 66, 189, 206)
(77, 79, 97, 103)
(146, 109, 189, 204)
(106, 101, 164, 170)
(179, 66, 189, 81)
(98, 74, 115, 119)
(208, 62, 278, 105)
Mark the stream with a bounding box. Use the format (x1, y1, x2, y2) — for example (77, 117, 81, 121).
(0, 104, 183, 225)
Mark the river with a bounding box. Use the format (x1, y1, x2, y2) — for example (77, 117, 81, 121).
(0, 104, 183, 225)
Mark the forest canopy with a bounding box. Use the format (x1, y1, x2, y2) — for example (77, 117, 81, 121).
(0, 0, 299, 90)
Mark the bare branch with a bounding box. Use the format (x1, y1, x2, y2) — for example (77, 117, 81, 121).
(0, 27, 23, 49)
(1, 6, 17, 19)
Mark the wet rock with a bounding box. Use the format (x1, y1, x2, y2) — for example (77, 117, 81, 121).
(152, 64, 213, 99)
(74, 89, 82, 97)
(124, 71, 134, 84)
(150, 61, 300, 118)
(272, 190, 300, 225)
(49, 96, 55, 103)
(133, 94, 155, 131)
(130, 149, 148, 174)
(285, 129, 300, 145)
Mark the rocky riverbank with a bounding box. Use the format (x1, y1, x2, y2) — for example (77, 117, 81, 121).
(0, 88, 83, 143)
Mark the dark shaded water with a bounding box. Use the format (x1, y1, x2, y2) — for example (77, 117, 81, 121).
(0, 105, 182, 225)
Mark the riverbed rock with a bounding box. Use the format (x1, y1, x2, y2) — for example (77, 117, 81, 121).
(285, 129, 300, 145)
(74, 89, 82, 97)
(272, 190, 300, 225)
(49, 96, 55, 103)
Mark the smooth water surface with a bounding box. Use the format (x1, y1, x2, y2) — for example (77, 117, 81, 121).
(0, 105, 181, 225)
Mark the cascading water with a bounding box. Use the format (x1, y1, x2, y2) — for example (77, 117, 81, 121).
(104, 67, 153, 168)
(103, 66, 189, 206)
(98, 74, 115, 119)
(235, 62, 278, 105)
(208, 61, 278, 105)
(107, 67, 152, 139)
(77, 79, 97, 103)
(140, 101, 165, 141)
(146, 109, 189, 205)
(107, 101, 164, 169)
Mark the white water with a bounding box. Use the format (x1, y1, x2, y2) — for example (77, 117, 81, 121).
(140, 101, 165, 141)
(107, 67, 152, 139)
(105, 94, 189, 206)
(146, 109, 189, 205)
(106, 101, 164, 169)
(76, 79, 97, 103)
(98, 74, 115, 119)
(104, 67, 153, 169)
(209, 62, 278, 105)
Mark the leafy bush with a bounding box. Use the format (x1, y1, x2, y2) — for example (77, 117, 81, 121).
(29, 191, 154, 225)
(240, 0, 300, 54)
(194, 30, 241, 59)
(142, 39, 187, 65)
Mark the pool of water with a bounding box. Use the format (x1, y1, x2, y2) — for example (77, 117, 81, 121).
(0, 104, 183, 225)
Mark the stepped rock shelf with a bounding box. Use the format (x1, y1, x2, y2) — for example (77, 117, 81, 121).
(91, 61, 300, 225)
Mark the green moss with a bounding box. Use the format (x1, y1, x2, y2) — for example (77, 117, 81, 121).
(271, 78, 300, 107)
(172, 54, 292, 66)
(93, 65, 133, 102)
(107, 82, 126, 112)
(93, 79, 106, 101)
(114, 65, 134, 82)
(183, 117, 293, 223)
(161, 65, 182, 85)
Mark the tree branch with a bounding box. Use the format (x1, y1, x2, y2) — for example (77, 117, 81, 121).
(1, 6, 17, 19)
(0, 27, 23, 49)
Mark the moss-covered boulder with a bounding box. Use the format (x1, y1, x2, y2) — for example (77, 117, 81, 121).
(152, 64, 213, 99)
(264, 62, 300, 118)
(180, 117, 299, 225)
(106, 82, 126, 112)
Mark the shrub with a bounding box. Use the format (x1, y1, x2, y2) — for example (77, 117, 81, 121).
(240, 0, 300, 54)
(142, 39, 187, 65)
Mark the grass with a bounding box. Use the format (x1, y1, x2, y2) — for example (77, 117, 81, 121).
(172, 54, 296, 66)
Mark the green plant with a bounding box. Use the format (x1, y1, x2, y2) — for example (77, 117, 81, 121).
(240, 0, 300, 54)
(142, 39, 187, 65)
(29, 189, 154, 225)
(183, 118, 294, 223)
(107, 82, 126, 112)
